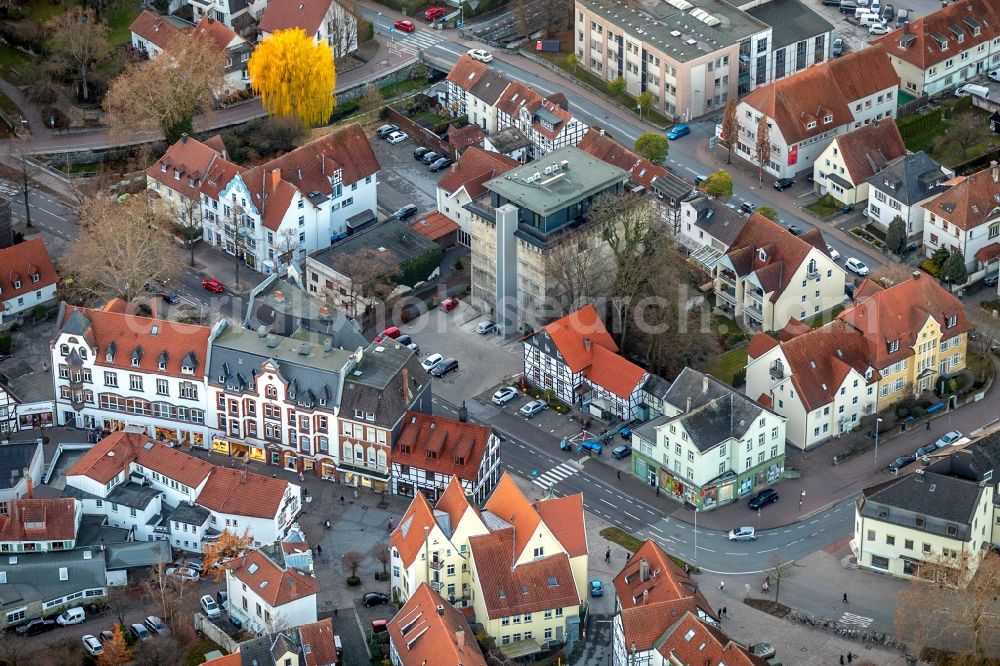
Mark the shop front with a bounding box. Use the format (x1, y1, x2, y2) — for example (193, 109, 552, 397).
(338, 462, 390, 492)
(155, 426, 204, 449)
(317, 457, 338, 481)
(211, 437, 266, 463)
(17, 403, 54, 430)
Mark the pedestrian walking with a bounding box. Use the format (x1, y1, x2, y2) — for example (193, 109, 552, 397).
(353, 488, 359, 500)
(626, 552, 631, 561)
(926, 420, 931, 430)
(840, 655, 845, 665)
(316, 544, 322, 555)
(717, 608, 722, 620)
(655, 486, 660, 497)
(843, 592, 848, 604)
(683, 564, 690, 575)
(847, 653, 853, 663)
(617, 470, 621, 480)
(340, 495, 345, 506)
(605, 548, 611, 564)
(720, 580, 725, 590)
(722, 607, 727, 617)
(298, 472, 304, 482)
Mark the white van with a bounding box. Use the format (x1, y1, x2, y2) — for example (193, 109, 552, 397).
(955, 84, 990, 99)
(56, 607, 86, 626)
(859, 12, 884, 26)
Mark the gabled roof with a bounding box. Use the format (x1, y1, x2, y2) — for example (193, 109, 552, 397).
(534, 494, 587, 558)
(742, 47, 898, 145)
(481, 473, 541, 561)
(147, 133, 230, 202)
(586, 343, 648, 399)
(537, 304, 618, 373)
(197, 466, 291, 519)
(613, 539, 716, 651)
(866, 151, 949, 206)
(258, 0, 339, 36)
(447, 123, 485, 153)
(663, 369, 769, 453)
(657, 612, 765, 665)
(445, 54, 493, 93)
(688, 196, 748, 248)
(437, 146, 519, 198)
(129, 10, 184, 51)
(298, 619, 339, 666)
(495, 82, 574, 139)
(192, 15, 245, 51)
(859, 469, 985, 541)
(838, 272, 972, 368)
(831, 119, 906, 184)
(390, 491, 438, 568)
(59, 303, 211, 380)
(723, 213, 827, 301)
(389, 584, 487, 666)
(227, 548, 318, 607)
(0, 238, 58, 302)
(578, 129, 669, 189)
(435, 475, 476, 532)
(923, 163, 1000, 231)
(874, 0, 1000, 70)
(0, 498, 77, 544)
(393, 412, 494, 482)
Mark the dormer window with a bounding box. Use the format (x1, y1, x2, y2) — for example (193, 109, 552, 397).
(173, 169, 180, 179)
(806, 121, 817, 130)
(399, 444, 411, 454)
(946, 315, 957, 329)
(181, 365, 193, 375)
(888, 340, 899, 353)
(158, 360, 166, 371)
(60, 344, 69, 356)
(823, 115, 833, 124)
(31, 272, 39, 283)
(758, 248, 767, 262)
(160, 163, 167, 173)
(13, 279, 21, 289)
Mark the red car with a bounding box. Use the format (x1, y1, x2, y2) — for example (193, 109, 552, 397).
(424, 6, 446, 20)
(374, 326, 402, 343)
(201, 278, 225, 293)
(440, 297, 459, 312)
(394, 20, 415, 32)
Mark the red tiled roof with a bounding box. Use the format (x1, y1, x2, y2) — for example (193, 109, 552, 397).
(534, 494, 587, 558)
(612, 539, 715, 651)
(299, 619, 339, 666)
(469, 529, 579, 619)
(838, 272, 972, 369)
(0, 499, 77, 544)
(203, 653, 242, 666)
(258, 0, 336, 36)
(388, 584, 487, 666)
(192, 15, 243, 51)
(495, 82, 575, 140)
(539, 304, 618, 373)
(0, 238, 58, 302)
(147, 134, 228, 202)
(393, 412, 494, 482)
(390, 491, 438, 568)
(437, 146, 518, 197)
(447, 124, 485, 152)
(976, 242, 1000, 263)
(445, 54, 491, 93)
(924, 165, 1000, 231)
(724, 214, 828, 301)
(130, 10, 184, 51)
(227, 548, 318, 607)
(743, 47, 897, 145)
(60, 304, 211, 380)
(657, 612, 764, 666)
(778, 318, 812, 342)
(746, 332, 780, 359)
(874, 0, 1000, 70)
(411, 212, 459, 241)
(832, 120, 906, 184)
(435, 475, 475, 533)
(578, 129, 669, 189)
(585, 344, 647, 399)
(482, 472, 541, 560)
(197, 466, 291, 519)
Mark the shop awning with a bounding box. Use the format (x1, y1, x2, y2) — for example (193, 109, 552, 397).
(338, 462, 390, 482)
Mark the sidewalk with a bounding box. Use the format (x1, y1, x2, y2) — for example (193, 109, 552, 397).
(0, 77, 44, 136)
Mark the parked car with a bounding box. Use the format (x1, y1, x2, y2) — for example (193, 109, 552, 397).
(935, 430, 964, 448)
(822, 0, 840, 5)
(430, 358, 458, 377)
(667, 124, 690, 140)
(748, 488, 779, 510)
(611, 445, 632, 460)
(590, 580, 604, 597)
(467, 48, 494, 62)
(99, 630, 115, 643)
(889, 455, 916, 472)
(393, 20, 415, 32)
(985, 273, 999, 287)
(386, 131, 408, 144)
(420, 151, 441, 165)
(520, 400, 547, 417)
(895, 7, 908, 26)
(375, 326, 402, 342)
(82, 635, 104, 657)
(371, 619, 389, 634)
(421, 353, 444, 372)
(200, 595, 221, 619)
(130, 623, 151, 641)
(165, 566, 200, 582)
(394, 334, 413, 347)
(56, 608, 86, 626)
(428, 156, 454, 172)
(376, 124, 400, 138)
(15, 618, 56, 636)
(786, 224, 804, 236)
(740, 202, 757, 215)
(145, 616, 167, 635)
(440, 297, 459, 312)
(728, 526, 756, 542)
(413, 146, 431, 160)
(619, 427, 632, 440)
(915, 443, 939, 458)
(362, 592, 390, 607)
(393, 204, 418, 220)
(869, 23, 891, 35)
(826, 245, 840, 261)
(475, 320, 497, 334)
(424, 6, 447, 20)
(774, 177, 796, 191)
(750, 643, 776, 660)
(492, 386, 519, 406)
(201, 278, 225, 293)
(176, 557, 205, 573)
(832, 38, 844, 56)
(694, 175, 707, 187)
(989, 68, 1000, 83)
(845, 257, 870, 276)
(882, 3, 894, 19)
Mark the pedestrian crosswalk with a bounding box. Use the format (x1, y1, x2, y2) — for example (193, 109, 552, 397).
(393, 29, 445, 53)
(531, 461, 579, 489)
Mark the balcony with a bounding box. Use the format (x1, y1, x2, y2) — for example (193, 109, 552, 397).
(716, 285, 737, 305)
(770, 361, 784, 380)
(429, 560, 444, 570)
(745, 303, 763, 322)
(718, 270, 737, 287)
(431, 581, 444, 591)
(746, 288, 763, 304)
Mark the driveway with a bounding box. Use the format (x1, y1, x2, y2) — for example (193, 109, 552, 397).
(369, 129, 441, 219)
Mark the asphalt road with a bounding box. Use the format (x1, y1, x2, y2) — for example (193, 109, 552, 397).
(0, 178, 79, 239)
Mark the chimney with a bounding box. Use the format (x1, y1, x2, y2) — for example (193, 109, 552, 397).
(274, 290, 284, 302)
(640, 558, 650, 582)
(270, 168, 281, 190)
(702, 375, 709, 394)
(686, 397, 691, 413)
(436, 604, 445, 615)
(912, 271, 921, 280)
(583, 337, 591, 351)
(451, 162, 459, 173)
(455, 629, 465, 649)
(402, 367, 410, 401)
(23, 471, 32, 500)
(642, 588, 649, 605)
(180, 134, 189, 144)
(992, 160, 998, 183)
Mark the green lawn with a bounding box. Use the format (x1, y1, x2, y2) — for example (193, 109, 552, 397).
(106, 0, 143, 47)
(601, 527, 697, 571)
(706, 347, 747, 386)
(24, 0, 65, 24)
(805, 194, 843, 218)
(0, 45, 28, 78)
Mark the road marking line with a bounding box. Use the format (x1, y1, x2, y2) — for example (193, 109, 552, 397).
(623, 511, 639, 521)
(758, 547, 779, 553)
(648, 526, 665, 536)
(600, 498, 615, 507)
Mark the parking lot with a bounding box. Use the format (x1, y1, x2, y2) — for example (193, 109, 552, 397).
(370, 127, 443, 219)
(809, 0, 952, 52)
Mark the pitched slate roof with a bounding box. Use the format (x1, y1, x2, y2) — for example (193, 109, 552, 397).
(388, 584, 487, 666)
(613, 539, 716, 651)
(838, 272, 972, 368)
(742, 46, 898, 144)
(688, 196, 748, 248)
(578, 129, 669, 189)
(0, 238, 58, 302)
(338, 342, 426, 428)
(657, 612, 765, 665)
(130, 10, 184, 51)
(866, 151, 949, 206)
(436, 146, 519, 198)
(832, 120, 907, 184)
(393, 412, 494, 482)
(227, 548, 318, 607)
(0, 499, 77, 544)
(664, 369, 769, 452)
(923, 163, 1000, 231)
(874, 0, 1000, 70)
(859, 469, 985, 541)
(258, 0, 339, 36)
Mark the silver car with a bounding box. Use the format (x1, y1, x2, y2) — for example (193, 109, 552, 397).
(200, 594, 221, 619)
(727, 526, 756, 542)
(519, 400, 547, 418)
(475, 320, 497, 335)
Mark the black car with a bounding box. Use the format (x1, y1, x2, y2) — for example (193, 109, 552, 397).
(786, 225, 805, 236)
(915, 443, 938, 458)
(15, 619, 56, 636)
(740, 202, 757, 215)
(882, 3, 894, 20)
(985, 273, 999, 287)
(430, 358, 458, 377)
(428, 157, 454, 172)
(748, 488, 779, 510)
(362, 592, 390, 607)
(889, 455, 916, 472)
(393, 204, 418, 220)
(774, 177, 796, 191)
(376, 124, 400, 139)
(420, 151, 441, 165)
(413, 146, 431, 160)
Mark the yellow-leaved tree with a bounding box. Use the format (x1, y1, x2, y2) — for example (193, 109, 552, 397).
(248, 29, 336, 126)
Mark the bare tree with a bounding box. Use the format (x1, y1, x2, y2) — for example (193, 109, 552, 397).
(359, 84, 384, 115)
(132, 634, 183, 666)
(105, 582, 142, 630)
(63, 193, 182, 302)
(263, 610, 290, 634)
(11, 137, 38, 229)
(41, 637, 87, 666)
(328, 3, 360, 59)
(542, 226, 608, 316)
(720, 97, 738, 164)
(0, 627, 25, 666)
(868, 263, 916, 289)
(202, 529, 253, 581)
(755, 115, 771, 184)
(48, 7, 110, 102)
(768, 556, 795, 605)
(173, 195, 205, 267)
(374, 543, 390, 576)
(328, 247, 399, 318)
(343, 550, 363, 581)
(933, 112, 988, 158)
(272, 227, 302, 273)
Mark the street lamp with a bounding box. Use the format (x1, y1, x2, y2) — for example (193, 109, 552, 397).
(798, 490, 805, 511)
(874, 417, 884, 473)
(693, 506, 698, 566)
(637, 105, 642, 121)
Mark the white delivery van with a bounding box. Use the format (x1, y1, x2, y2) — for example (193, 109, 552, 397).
(859, 12, 884, 26)
(56, 607, 86, 626)
(955, 84, 989, 99)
